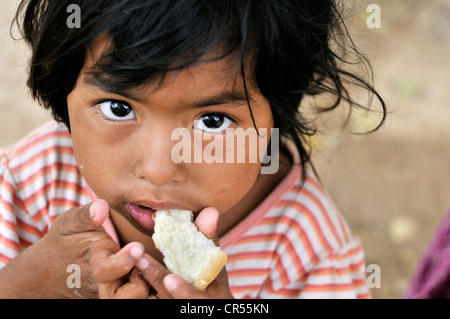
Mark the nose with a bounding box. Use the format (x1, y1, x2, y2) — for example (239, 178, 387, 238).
(134, 127, 186, 187)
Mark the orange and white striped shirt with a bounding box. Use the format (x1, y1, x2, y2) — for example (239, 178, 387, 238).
(0, 121, 370, 298)
(220, 165, 370, 299)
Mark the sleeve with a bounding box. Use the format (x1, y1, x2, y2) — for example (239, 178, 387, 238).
(0, 151, 42, 269)
(258, 239, 371, 299)
(295, 241, 371, 299)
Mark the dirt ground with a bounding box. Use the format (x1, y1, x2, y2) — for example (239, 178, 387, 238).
(1, 0, 449, 299)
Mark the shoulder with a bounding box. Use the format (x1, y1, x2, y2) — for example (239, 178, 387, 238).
(1, 121, 80, 193)
(225, 166, 355, 254)
(1, 121, 79, 180)
(274, 169, 366, 272)
(1, 121, 73, 170)
(259, 141, 354, 253)
(0, 121, 90, 221)
(224, 166, 369, 298)
(280, 169, 354, 254)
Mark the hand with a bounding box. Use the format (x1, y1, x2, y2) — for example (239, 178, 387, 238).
(136, 207, 234, 299)
(89, 201, 149, 299)
(90, 242, 149, 299)
(0, 199, 146, 298)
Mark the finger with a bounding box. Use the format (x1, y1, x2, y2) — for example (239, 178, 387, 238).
(113, 269, 149, 299)
(163, 274, 205, 299)
(195, 207, 220, 246)
(54, 199, 110, 235)
(135, 254, 172, 299)
(88, 199, 110, 226)
(91, 242, 145, 283)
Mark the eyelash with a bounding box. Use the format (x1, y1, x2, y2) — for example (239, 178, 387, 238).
(199, 112, 237, 123)
(194, 112, 237, 134)
(92, 99, 239, 128)
(94, 99, 135, 122)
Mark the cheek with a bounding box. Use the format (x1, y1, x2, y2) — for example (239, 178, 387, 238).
(195, 161, 261, 212)
(71, 130, 120, 201)
(189, 129, 268, 212)
(75, 139, 137, 203)
(67, 98, 133, 201)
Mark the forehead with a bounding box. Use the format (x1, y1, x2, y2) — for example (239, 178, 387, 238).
(81, 35, 247, 102)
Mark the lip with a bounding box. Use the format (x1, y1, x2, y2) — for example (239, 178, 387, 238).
(126, 200, 189, 230)
(127, 203, 156, 230)
(134, 200, 186, 211)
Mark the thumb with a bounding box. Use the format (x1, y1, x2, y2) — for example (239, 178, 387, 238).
(87, 199, 110, 226)
(53, 199, 109, 235)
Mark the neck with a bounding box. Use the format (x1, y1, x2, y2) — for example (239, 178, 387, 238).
(216, 144, 293, 237)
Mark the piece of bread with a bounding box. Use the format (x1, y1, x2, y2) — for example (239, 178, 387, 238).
(152, 209, 228, 290)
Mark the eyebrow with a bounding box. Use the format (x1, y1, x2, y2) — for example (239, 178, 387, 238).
(191, 91, 251, 108)
(82, 76, 148, 103)
(82, 75, 251, 108)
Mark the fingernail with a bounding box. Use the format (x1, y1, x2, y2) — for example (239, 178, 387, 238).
(164, 275, 178, 291)
(89, 201, 97, 219)
(130, 244, 144, 259)
(136, 256, 150, 271)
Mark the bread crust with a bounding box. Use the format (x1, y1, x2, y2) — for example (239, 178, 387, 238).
(194, 249, 228, 290)
(152, 209, 228, 290)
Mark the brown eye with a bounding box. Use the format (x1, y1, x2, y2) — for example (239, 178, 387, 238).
(194, 113, 234, 133)
(110, 102, 133, 117)
(202, 114, 225, 129)
(97, 100, 136, 121)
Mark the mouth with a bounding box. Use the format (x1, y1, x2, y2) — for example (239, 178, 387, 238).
(127, 203, 157, 230)
(126, 200, 192, 230)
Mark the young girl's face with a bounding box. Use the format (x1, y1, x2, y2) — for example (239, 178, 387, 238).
(67, 38, 275, 235)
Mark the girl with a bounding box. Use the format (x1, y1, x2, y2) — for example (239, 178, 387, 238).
(0, 0, 385, 298)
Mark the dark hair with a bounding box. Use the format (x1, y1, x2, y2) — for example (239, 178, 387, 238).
(14, 0, 386, 178)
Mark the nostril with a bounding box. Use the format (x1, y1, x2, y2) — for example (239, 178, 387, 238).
(136, 161, 187, 187)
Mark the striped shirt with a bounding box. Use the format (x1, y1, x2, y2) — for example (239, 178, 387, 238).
(0, 121, 370, 298)
(221, 171, 369, 299)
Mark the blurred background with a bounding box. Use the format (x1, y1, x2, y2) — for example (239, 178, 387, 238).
(1, 0, 449, 298)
